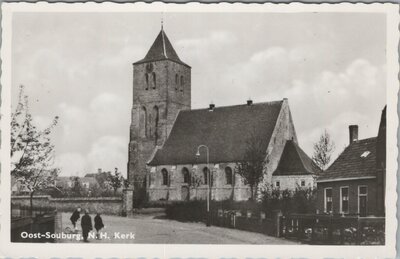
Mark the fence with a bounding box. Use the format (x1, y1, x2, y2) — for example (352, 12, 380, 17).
(211, 209, 280, 236)
(11, 204, 57, 243)
(281, 213, 385, 245)
(11, 195, 123, 215)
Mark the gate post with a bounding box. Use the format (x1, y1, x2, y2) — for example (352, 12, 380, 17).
(123, 188, 134, 217)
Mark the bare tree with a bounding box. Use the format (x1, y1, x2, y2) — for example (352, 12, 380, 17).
(235, 130, 267, 200)
(312, 129, 335, 171)
(11, 85, 59, 213)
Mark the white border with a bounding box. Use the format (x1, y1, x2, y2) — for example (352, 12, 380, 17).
(1, 3, 398, 259)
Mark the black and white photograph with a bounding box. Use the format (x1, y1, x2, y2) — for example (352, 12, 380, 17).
(1, 2, 398, 258)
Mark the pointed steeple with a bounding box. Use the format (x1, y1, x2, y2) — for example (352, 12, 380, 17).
(134, 29, 189, 67)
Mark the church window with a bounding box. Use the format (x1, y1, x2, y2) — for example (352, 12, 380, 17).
(145, 74, 149, 90)
(182, 167, 190, 184)
(203, 167, 210, 185)
(180, 76, 184, 92)
(153, 106, 159, 144)
(140, 106, 147, 138)
(148, 113, 153, 137)
(161, 168, 169, 186)
(225, 167, 233, 185)
(152, 72, 157, 89)
(175, 74, 179, 90)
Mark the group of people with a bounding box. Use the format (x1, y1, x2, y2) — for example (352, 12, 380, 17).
(70, 208, 105, 242)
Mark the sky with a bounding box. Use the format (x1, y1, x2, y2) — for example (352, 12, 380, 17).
(11, 12, 387, 177)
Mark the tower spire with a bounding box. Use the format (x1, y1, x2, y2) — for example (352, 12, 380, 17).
(161, 17, 163, 30)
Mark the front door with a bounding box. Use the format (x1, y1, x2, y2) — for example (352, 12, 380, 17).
(359, 196, 367, 217)
(181, 186, 189, 201)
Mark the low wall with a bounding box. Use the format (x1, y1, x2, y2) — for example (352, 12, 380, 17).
(11, 196, 124, 215)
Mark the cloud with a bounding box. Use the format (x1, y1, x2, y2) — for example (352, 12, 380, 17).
(87, 136, 127, 176)
(55, 152, 86, 177)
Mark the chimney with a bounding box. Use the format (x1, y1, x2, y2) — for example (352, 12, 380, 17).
(247, 99, 253, 106)
(209, 103, 215, 111)
(349, 125, 358, 144)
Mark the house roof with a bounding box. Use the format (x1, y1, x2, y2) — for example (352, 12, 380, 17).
(317, 137, 377, 182)
(273, 140, 321, 176)
(133, 29, 189, 67)
(148, 100, 284, 166)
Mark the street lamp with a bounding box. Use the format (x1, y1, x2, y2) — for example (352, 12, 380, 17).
(196, 144, 211, 227)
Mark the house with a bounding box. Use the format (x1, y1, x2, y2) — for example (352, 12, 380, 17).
(146, 99, 298, 201)
(316, 106, 386, 216)
(55, 176, 99, 190)
(272, 140, 321, 190)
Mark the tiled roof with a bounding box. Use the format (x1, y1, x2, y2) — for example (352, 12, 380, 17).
(148, 100, 284, 166)
(317, 137, 377, 181)
(273, 140, 321, 176)
(133, 29, 189, 67)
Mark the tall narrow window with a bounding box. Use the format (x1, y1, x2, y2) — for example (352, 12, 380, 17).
(358, 186, 368, 217)
(203, 167, 210, 185)
(225, 167, 233, 185)
(175, 74, 179, 90)
(145, 74, 149, 90)
(324, 188, 333, 213)
(148, 113, 153, 138)
(180, 76, 184, 92)
(182, 167, 190, 184)
(340, 187, 349, 214)
(140, 106, 147, 138)
(153, 106, 159, 144)
(152, 72, 156, 89)
(161, 168, 169, 186)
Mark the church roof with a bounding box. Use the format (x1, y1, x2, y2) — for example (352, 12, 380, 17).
(148, 100, 284, 166)
(134, 29, 189, 67)
(273, 140, 321, 176)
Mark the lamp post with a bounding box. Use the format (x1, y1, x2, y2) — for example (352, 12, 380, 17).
(196, 144, 211, 227)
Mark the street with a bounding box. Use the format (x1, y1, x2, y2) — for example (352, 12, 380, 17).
(56, 212, 298, 244)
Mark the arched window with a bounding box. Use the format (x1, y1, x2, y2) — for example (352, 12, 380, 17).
(225, 167, 233, 185)
(153, 106, 159, 143)
(145, 74, 149, 90)
(161, 168, 169, 186)
(180, 76, 184, 92)
(140, 106, 147, 138)
(203, 167, 210, 185)
(148, 113, 153, 137)
(175, 74, 179, 90)
(182, 167, 190, 184)
(152, 72, 156, 89)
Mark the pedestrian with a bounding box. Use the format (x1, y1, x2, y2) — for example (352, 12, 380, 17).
(94, 213, 105, 240)
(81, 209, 93, 242)
(70, 207, 81, 231)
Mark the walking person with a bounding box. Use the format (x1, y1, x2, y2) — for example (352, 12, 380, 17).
(81, 209, 93, 242)
(94, 213, 105, 240)
(70, 207, 81, 231)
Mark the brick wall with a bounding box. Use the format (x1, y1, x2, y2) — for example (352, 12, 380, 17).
(316, 178, 378, 215)
(11, 196, 123, 215)
(128, 60, 191, 184)
(148, 163, 251, 201)
(271, 174, 315, 190)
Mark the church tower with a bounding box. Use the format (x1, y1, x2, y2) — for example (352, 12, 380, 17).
(128, 28, 191, 186)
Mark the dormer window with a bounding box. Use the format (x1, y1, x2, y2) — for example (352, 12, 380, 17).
(361, 151, 370, 158)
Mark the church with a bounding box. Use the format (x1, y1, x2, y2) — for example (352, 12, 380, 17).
(127, 28, 320, 201)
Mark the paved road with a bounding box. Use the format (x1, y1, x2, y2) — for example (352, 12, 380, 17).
(56, 212, 297, 244)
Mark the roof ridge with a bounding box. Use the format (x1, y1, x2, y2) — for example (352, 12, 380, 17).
(183, 100, 284, 112)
